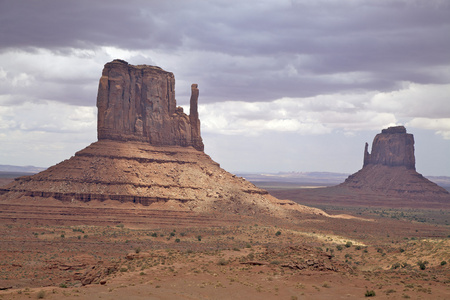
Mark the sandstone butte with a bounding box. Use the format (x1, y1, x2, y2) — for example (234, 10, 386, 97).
(339, 126, 449, 198)
(0, 60, 321, 217)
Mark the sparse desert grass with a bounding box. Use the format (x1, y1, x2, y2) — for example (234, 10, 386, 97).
(0, 202, 449, 299)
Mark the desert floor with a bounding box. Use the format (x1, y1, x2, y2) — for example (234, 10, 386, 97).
(0, 182, 449, 299)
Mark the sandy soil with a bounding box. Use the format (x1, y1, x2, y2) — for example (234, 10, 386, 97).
(0, 198, 449, 299)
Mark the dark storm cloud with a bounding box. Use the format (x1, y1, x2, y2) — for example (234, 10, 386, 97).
(1, 0, 449, 103)
(0, 0, 182, 51)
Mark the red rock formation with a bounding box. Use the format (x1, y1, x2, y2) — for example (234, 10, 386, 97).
(189, 84, 204, 151)
(340, 126, 449, 198)
(97, 59, 203, 151)
(1, 60, 314, 217)
(0, 140, 268, 208)
(363, 126, 415, 169)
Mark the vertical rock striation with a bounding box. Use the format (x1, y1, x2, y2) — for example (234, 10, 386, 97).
(97, 59, 204, 151)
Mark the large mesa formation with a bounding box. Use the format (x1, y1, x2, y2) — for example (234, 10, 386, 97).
(340, 126, 449, 198)
(0, 60, 311, 217)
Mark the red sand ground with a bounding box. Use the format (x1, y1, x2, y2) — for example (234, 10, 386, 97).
(0, 194, 449, 299)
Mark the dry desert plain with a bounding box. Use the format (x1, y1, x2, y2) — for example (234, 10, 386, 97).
(0, 175, 449, 299)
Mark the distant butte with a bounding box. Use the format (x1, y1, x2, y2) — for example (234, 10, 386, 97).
(265, 125, 449, 210)
(340, 126, 449, 198)
(0, 60, 320, 217)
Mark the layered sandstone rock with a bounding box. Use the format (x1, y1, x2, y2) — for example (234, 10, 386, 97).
(0, 60, 315, 217)
(0, 139, 274, 213)
(97, 59, 204, 151)
(340, 126, 449, 198)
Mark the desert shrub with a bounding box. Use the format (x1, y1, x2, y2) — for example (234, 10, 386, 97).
(120, 267, 128, 272)
(134, 247, 141, 254)
(345, 241, 352, 248)
(417, 260, 429, 270)
(170, 232, 176, 237)
(37, 290, 45, 299)
(59, 283, 67, 288)
(344, 254, 352, 259)
(391, 262, 401, 269)
(60, 234, 65, 238)
(355, 246, 362, 250)
(151, 233, 158, 237)
(336, 245, 343, 251)
(385, 289, 396, 295)
(180, 232, 186, 237)
(217, 259, 229, 266)
(175, 238, 180, 243)
(399, 248, 405, 253)
(440, 260, 447, 266)
(197, 235, 202, 241)
(365, 290, 376, 297)
(275, 231, 281, 236)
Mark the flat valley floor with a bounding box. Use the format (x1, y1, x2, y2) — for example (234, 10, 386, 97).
(0, 182, 449, 299)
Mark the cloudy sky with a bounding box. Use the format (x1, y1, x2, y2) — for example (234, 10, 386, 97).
(1, 0, 449, 176)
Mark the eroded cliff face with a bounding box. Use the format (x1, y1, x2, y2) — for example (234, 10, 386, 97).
(97, 59, 204, 151)
(363, 126, 415, 170)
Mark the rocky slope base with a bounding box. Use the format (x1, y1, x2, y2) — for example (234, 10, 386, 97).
(0, 139, 322, 218)
(342, 164, 449, 197)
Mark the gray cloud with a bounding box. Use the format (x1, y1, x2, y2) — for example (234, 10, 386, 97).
(1, 0, 449, 175)
(2, 1, 449, 103)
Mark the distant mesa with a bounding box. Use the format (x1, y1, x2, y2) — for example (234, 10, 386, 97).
(0, 60, 315, 217)
(340, 126, 449, 198)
